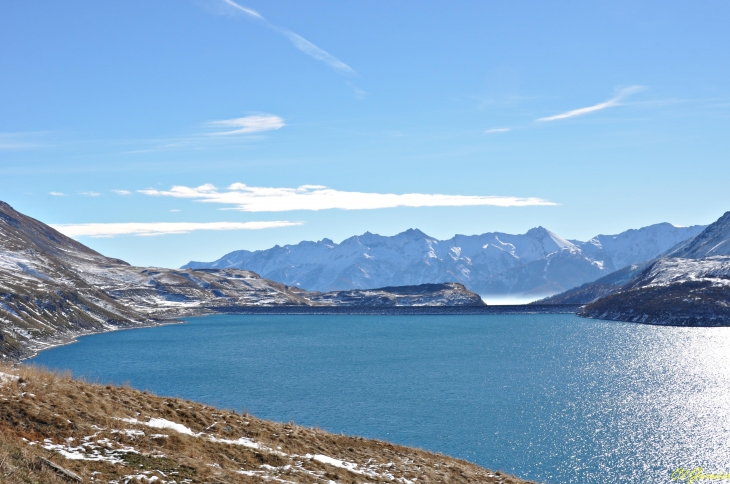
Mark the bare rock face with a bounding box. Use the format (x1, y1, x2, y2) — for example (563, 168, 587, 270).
(0, 202, 484, 359)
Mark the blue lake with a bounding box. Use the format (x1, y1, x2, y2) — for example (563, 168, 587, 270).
(30, 314, 730, 483)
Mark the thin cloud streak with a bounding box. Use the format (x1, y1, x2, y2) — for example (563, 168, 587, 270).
(49, 192, 67, 196)
(112, 189, 132, 195)
(51, 221, 302, 238)
(0, 132, 46, 150)
(221, 0, 262, 19)
(139, 183, 557, 212)
(206, 115, 286, 136)
(221, 0, 355, 75)
(536, 86, 645, 122)
(279, 30, 355, 74)
(485, 128, 511, 134)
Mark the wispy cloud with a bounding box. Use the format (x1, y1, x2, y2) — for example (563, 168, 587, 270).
(49, 192, 67, 196)
(485, 128, 511, 134)
(346, 81, 367, 99)
(221, 0, 262, 19)
(51, 221, 302, 238)
(139, 183, 556, 212)
(0, 132, 45, 150)
(280, 31, 355, 75)
(536, 86, 645, 122)
(221, 0, 355, 75)
(206, 114, 286, 136)
(111, 189, 132, 195)
(80, 191, 101, 197)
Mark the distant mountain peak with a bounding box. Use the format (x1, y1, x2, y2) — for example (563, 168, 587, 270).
(398, 228, 429, 238)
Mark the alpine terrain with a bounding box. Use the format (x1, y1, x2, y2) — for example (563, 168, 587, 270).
(184, 223, 705, 299)
(576, 210, 730, 326)
(0, 202, 483, 360)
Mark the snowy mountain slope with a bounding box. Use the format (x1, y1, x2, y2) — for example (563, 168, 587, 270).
(0, 202, 483, 359)
(574, 222, 705, 269)
(535, 231, 701, 305)
(578, 211, 730, 326)
(623, 256, 730, 289)
(671, 211, 730, 258)
(535, 263, 651, 305)
(579, 256, 730, 326)
(184, 223, 705, 298)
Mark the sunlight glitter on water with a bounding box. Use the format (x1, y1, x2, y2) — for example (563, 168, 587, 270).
(29, 315, 730, 483)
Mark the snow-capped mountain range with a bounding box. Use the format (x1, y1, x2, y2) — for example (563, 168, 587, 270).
(184, 223, 706, 299)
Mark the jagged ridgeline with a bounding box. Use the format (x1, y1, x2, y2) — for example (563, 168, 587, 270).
(183, 224, 705, 299)
(0, 201, 484, 360)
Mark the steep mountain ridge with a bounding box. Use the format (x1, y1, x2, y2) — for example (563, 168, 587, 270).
(578, 211, 730, 325)
(184, 223, 705, 298)
(671, 211, 730, 258)
(0, 202, 483, 360)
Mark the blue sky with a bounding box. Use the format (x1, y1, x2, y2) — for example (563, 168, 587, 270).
(2, 1, 729, 268)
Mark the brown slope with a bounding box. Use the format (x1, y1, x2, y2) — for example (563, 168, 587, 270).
(0, 364, 535, 484)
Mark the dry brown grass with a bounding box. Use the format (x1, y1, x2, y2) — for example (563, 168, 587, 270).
(0, 364, 536, 483)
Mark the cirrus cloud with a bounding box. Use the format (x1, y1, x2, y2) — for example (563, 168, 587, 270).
(221, 0, 355, 75)
(206, 115, 286, 136)
(51, 221, 302, 238)
(138, 183, 556, 212)
(536, 86, 645, 122)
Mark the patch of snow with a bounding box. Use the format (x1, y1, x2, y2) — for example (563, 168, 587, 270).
(0, 371, 19, 385)
(208, 436, 260, 449)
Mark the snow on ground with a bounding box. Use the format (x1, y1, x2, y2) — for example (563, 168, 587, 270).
(112, 416, 416, 483)
(0, 371, 19, 385)
(642, 256, 730, 288)
(36, 435, 140, 464)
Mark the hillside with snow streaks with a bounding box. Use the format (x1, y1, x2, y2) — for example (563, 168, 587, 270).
(579, 211, 730, 326)
(0, 202, 483, 360)
(185, 223, 705, 298)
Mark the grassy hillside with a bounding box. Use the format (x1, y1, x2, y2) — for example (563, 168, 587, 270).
(0, 364, 533, 484)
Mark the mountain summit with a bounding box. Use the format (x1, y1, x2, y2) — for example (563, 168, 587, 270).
(184, 223, 705, 298)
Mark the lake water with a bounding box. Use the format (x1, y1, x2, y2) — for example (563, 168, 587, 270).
(30, 314, 730, 483)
